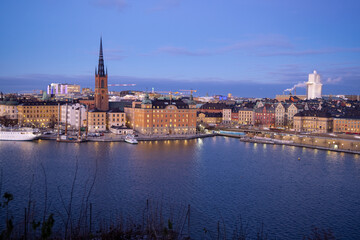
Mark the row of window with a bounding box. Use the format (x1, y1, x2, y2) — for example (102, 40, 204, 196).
(23, 110, 56, 113)
(111, 118, 125, 122)
(23, 114, 56, 118)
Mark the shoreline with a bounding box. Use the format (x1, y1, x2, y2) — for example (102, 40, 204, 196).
(36, 131, 360, 155)
(218, 132, 360, 155)
(38, 133, 216, 142)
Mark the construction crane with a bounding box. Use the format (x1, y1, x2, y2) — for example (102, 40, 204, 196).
(179, 89, 197, 95)
(155, 91, 180, 100)
(108, 84, 136, 87)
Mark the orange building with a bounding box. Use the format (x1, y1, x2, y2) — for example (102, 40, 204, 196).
(125, 94, 197, 135)
(334, 117, 360, 134)
(17, 102, 58, 127)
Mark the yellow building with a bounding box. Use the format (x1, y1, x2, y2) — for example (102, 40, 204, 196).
(238, 108, 254, 125)
(0, 100, 18, 120)
(197, 112, 222, 125)
(18, 102, 58, 127)
(294, 111, 333, 133)
(334, 117, 360, 134)
(107, 109, 126, 128)
(124, 95, 197, 135)
(88, 109, 107, 132)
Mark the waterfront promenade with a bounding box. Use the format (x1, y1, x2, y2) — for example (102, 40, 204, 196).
(40, 132, 216, 142)
(39, 128, 360, 155)
(218, 128, 360, 155)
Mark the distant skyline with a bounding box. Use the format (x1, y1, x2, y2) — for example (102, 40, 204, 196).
(0, 0, 359, 97)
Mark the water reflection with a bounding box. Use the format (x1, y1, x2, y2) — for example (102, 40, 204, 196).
(1, 138, 360, 239)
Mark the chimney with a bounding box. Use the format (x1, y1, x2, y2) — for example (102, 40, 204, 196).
(294, 87, 296, 96)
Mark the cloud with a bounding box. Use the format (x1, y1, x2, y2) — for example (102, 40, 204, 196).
(91, 0, 127, 11)
(153, 34, 293, 57)
(260, 47, 360, 57)
(325, 77, 342, 84)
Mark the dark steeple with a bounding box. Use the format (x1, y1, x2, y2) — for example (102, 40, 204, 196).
(97, 37, 106, 77)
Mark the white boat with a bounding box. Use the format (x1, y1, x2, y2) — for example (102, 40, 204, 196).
(0, 125, 41, 141)
(125, 134, 138, 144)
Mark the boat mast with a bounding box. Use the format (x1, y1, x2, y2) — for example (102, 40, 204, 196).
(65, 103, 68, 137)
(78, 106, 81, 140)
(86, 105, 88, 138)
(57, 103, 60, 141)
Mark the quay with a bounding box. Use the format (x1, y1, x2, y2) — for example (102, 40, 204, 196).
(39, 128, 360, 155)
(39, 133, 216, 142)
(218, 129, 360, 155)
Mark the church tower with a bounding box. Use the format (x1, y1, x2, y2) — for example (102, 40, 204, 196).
(95, 37, 109, 111)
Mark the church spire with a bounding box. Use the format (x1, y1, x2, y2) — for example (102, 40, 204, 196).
(97, 37, 106, 76)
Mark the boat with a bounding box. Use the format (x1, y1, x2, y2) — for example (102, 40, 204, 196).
(0, 125, 41, 141)
(125, 134, 138, 144)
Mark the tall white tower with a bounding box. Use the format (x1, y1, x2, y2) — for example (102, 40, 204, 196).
(306, 70, 322, 99)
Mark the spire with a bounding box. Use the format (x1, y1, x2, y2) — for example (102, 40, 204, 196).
(99, 37, 103, 57)
(97, 37, 106, 76)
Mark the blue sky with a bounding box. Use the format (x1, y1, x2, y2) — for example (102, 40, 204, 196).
(0, 0, 359, 97)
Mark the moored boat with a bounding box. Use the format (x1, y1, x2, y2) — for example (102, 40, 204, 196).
(125, 134, 138, 144)
(0, 125, 41, 141)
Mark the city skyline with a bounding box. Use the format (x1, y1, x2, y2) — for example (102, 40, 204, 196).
(1, 0, 360, 97)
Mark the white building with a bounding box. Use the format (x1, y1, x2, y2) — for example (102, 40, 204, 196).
(47, 83, 81, 95)
(60, 103, 87, 129)
(306, 70, 322, 99)
(222, 108, 232, 124)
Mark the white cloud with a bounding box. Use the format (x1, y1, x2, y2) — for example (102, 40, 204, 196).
(326, 77, 342, 84)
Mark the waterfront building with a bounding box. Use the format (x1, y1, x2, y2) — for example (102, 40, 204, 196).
(0, 99, 19, 120)
(88, 109, 106, 132)
(238, 108, 255, 125)
(94, 37, 109, 112)
(17, 102, 58, 127)
(107, 109, 126, 128)
(60, 103, 87, 129)
(293, 110, 333, 133)
(306, 70, 322, 99)
(197, 112, 223, 126)
(222, 108, 232, 124)
(124, 94, 197, 135)
(275, 103, 287, 127)
(333, 116, 360, 134)
(231, 108, 239, 123)
(287, 103, 303, 127)
(254, 105, 275, 127)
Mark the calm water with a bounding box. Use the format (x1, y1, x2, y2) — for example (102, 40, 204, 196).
(1, 137, 360, 239)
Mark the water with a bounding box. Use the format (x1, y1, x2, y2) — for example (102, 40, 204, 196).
(0, 137, 360, 239)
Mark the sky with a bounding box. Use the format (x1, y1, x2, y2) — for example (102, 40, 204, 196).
(0, 0, 359, 97)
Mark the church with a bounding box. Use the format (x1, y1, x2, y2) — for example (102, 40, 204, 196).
(87, 38, 126, 132)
